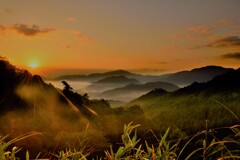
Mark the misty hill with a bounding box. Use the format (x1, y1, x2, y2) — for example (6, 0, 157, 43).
(99, 81, 179, 101)
(127, 68, 240, 133)
(94, 75, 140, 84)
(55, 66, 233, 87)
(55, 69, 138, 81)
(86, 75, 140, 91)
(54, 69, 164, 84)
(159, 65, 234, 86)
(0, 57, 152, 154)
(0, 57, 92, 121)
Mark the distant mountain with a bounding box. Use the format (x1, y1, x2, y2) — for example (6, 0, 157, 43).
(99, 81, 179, 101)
(159, 66, 234, 86)
(174, 67, 240, 95)
(94, 75, 140, 84)
(55, 69, 138, 82)
(86, 75, 140, 91)
(127, 68, 240, 133)
(54, 66, 233, 87)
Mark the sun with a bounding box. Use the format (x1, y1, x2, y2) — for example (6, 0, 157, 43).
(28, 62, 39, 69)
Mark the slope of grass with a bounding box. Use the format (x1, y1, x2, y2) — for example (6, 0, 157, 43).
(128, 92, 240, 135)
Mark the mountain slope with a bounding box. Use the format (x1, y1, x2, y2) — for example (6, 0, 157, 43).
(127, 68, 240, 133)
(0, 57, 96, 132)
(55, 69, 138, 81)
(86, 75, 140, 91)
(99, 81, 179, 101)
(159, 65, 234, 86)
(94, 75, 140, 84)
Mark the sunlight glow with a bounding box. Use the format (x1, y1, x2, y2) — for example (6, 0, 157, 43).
(29, 62, 39, 69)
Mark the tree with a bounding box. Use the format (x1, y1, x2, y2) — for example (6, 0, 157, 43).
(61, 81, 73, 92)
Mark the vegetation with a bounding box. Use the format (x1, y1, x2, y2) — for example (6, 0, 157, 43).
(1, 58, 240, 159)
(1, 122, 240, 159)
(128, 69, 240, 135)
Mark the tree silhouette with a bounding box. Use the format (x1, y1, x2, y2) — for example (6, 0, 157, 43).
(61, 81, 73, 92)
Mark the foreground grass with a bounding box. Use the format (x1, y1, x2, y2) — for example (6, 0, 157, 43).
(1, 122, 240, 160)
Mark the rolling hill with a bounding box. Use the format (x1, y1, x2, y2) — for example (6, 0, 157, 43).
(86, 75, 140, 91)
(99, 81, 179, 101)
(54, 66, 233, 87)
(54, 69, 140, 82)
(127, 68, 240, 133)
(159, 65, 234, 86)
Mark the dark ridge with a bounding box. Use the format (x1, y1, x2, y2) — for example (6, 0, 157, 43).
(138, 88, 168, 99)
(160, 65, 234, 86)
(95, 75, 140, 84)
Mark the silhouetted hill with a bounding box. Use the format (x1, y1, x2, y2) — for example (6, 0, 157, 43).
(86, 75, 140, 91)
(136, 88, 168, 100)
(95, 75, 139, 84)
(55, 69, 138, 82)
(159, 65, 234, 86)
(0, 57, 95, 125)
(54, 66, 233, 87)
(173, 68, 240, 95)
(99, 81, 179, 101)
(127, 68, 240, 133)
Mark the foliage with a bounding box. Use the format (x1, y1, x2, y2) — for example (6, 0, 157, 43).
(52, 148, 88, 160)
(128, 92, 240, 135)
(1, 123, 240, 159)
(0, 132, 40, 160)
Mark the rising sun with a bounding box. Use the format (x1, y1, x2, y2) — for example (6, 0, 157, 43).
(28, 62, 39, 69)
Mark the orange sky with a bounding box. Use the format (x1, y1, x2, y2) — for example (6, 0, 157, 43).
(0, 0, 240, 77)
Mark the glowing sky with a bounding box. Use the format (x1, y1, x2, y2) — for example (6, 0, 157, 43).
(0, 0, 240, 76)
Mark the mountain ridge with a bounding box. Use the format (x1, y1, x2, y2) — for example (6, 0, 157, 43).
(99, 81, 179, 101)
(54, 65, 234, 86)
(126, 68, 240, 133)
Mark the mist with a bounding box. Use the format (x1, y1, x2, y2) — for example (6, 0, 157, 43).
(0, 57, 150, 158)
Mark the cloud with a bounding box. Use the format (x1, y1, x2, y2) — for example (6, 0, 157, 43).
(189, 25, 213, 36)
(221, 52, 240, 60)
(0, 24, 54, 36)
(172, 19, 240, 42)
(12, 24, 54, 36)
(65, 16, 77, 22)
(207, 36, 240, 48)
(76, 32, 93, 44)
(3, 8, 13, 14)
(215, 19, 230, 25)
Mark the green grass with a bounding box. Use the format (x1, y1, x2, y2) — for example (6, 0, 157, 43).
(1, 122, 240, 160)
(128, 93, 240, 135)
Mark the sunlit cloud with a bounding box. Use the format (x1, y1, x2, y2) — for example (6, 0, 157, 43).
(215, 19, 230, 25)
(0, 24, 55, 36)
(206, 36, 240, 48)
(189, 25, 213, 36)
(172, 19, 239, 43)
(76, 32, 93, 44)
(65, 16, 77, 22)
(221, 52, 240, 60)
(0, 24, 93, 47)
